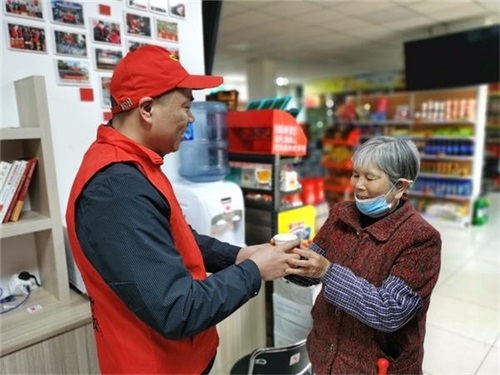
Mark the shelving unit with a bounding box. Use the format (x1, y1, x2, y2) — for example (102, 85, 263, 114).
(321, 130, 360, 204)
(484, 84, 500, 192)
(0, 76, 92, 370)
(228, 153, 303, 245)
(228, 152, 318, 347)
(321, 85, 488, 227)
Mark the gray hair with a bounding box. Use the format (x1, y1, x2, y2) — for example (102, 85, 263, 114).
(352, 136, 420, 185)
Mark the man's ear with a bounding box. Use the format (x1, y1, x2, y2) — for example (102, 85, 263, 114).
(138, 97, 154, 123)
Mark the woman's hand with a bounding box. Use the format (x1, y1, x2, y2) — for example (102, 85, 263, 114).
(286, 246, 331, 278)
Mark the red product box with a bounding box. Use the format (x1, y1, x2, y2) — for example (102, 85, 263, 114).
(227, 109, 307, 156)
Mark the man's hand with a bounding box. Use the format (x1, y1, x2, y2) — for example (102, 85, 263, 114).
(247, 240, 301, 281)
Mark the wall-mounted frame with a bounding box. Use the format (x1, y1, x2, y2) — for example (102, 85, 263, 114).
(90, 18, 122, 46)
(155, 19, 178, 42)
(125, 38, 153, 53)
(49, 0, 85, 27)
(127, 0, 148, 12)
(55, 58, 90, 85)
(124, 11, 151, 38)
(94, 47, 124, 71)
(6, 22, 47, 54)
(149, 0, 168, 16)
(169, 0, 185, 20)
(98, 75, 112, 108)
(4, 0, 44, 21)
(53, 28, 87, 57)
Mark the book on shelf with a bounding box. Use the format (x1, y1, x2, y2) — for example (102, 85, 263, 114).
(9, 158, 38, 222)
(0, 161, 13, 193)
(0, 160, 28, 222)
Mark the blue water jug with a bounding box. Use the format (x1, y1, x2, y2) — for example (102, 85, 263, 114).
(179, 101, 230, 182)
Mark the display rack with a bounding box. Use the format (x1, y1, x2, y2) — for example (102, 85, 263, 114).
(228, 153, 303, 245)
(0, 76, 92, 369)
(484, 84, 500, 192)
(229, 152, 316, 347)
(321, 85, 487, 227)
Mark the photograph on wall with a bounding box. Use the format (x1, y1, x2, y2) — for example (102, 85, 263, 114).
(50, 0, 84, 27)
(94, 47, 123, 71)
(91, 18, 122, 46)
(149, 0, 168, 15)
(99, 75, 112, 108)
(53, 29, 87, 57)
(125, 38, 152, 52)
(155, 19, 178, 42)
(55, 58, 90, 85)
(127, 0, 148, 12)
(7, 22, 47, 53)
(4, 0, 44, 21)
(169, 0, 185, 20)
(125, 12, 151, 38)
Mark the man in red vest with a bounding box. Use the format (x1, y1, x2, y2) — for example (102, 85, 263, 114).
(66, 45, 300, 374)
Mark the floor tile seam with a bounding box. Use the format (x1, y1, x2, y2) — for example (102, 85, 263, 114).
(473, 334, 500, 375)
(426, 322, 500, 347)
(434, 255, 477, 287)
(431, 292, 500, 312)
(432, 289, 500, 309)
(435, 258, 500, 286)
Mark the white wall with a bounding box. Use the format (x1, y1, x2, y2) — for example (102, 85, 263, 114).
(1, 0, 209, 218)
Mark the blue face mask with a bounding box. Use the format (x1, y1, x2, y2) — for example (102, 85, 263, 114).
(354, 181, 399, 217)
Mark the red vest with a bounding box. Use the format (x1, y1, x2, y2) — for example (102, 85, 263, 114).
(66, 125, 219, 374)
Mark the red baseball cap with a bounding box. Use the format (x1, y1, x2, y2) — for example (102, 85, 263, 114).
(110, 45, 223, 114)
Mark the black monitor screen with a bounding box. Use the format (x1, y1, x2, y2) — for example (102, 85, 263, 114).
(404, 25, 500, 90)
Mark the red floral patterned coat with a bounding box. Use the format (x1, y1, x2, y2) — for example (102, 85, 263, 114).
(307, 198, 441, 374)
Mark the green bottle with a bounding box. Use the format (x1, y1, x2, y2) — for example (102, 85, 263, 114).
(472, 196, 489, 225)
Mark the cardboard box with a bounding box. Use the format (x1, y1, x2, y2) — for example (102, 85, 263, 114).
(227, 109, 307, 156)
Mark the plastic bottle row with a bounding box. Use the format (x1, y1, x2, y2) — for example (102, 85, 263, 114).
(415, 98, 476, 121)
(413, 178, 472, 197)
(420, 160, 472, 177)
(421, 140, 475, 156)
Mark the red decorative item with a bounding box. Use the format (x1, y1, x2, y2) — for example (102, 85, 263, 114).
(99, 4, 111, 16)
(103, 111, 112, 121)
(79, 88, 94, 102)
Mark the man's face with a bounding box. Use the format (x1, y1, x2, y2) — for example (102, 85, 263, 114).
(148, 88, 194, 156)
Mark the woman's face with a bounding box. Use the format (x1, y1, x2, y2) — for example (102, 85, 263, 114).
(350, 163, 395, 201)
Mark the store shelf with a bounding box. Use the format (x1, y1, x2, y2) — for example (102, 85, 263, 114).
(407, 191, 471, 201)
(0, 211, 52, 238)
(419, 172, 473, 180)
(420, 154, 474, 161)
(323, 85, 488, 226)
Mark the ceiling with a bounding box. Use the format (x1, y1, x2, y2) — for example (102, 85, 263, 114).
(212, 0, 500, 89)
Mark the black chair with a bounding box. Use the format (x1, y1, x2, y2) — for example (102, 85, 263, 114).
(229, 339, 312, 375)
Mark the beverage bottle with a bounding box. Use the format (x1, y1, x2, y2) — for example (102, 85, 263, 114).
(178, 101, 230, 182)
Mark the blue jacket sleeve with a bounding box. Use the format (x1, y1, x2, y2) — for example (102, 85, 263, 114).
(75, 163, 261, 340)
(191, 230, 241, 273)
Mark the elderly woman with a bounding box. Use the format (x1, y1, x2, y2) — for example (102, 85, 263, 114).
(287, 136, 442, 374)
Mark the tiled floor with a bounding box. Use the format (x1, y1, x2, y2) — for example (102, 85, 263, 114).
(422, 193, 500, 375)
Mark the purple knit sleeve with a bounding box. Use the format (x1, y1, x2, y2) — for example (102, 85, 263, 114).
(321, 263, 423, 332)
